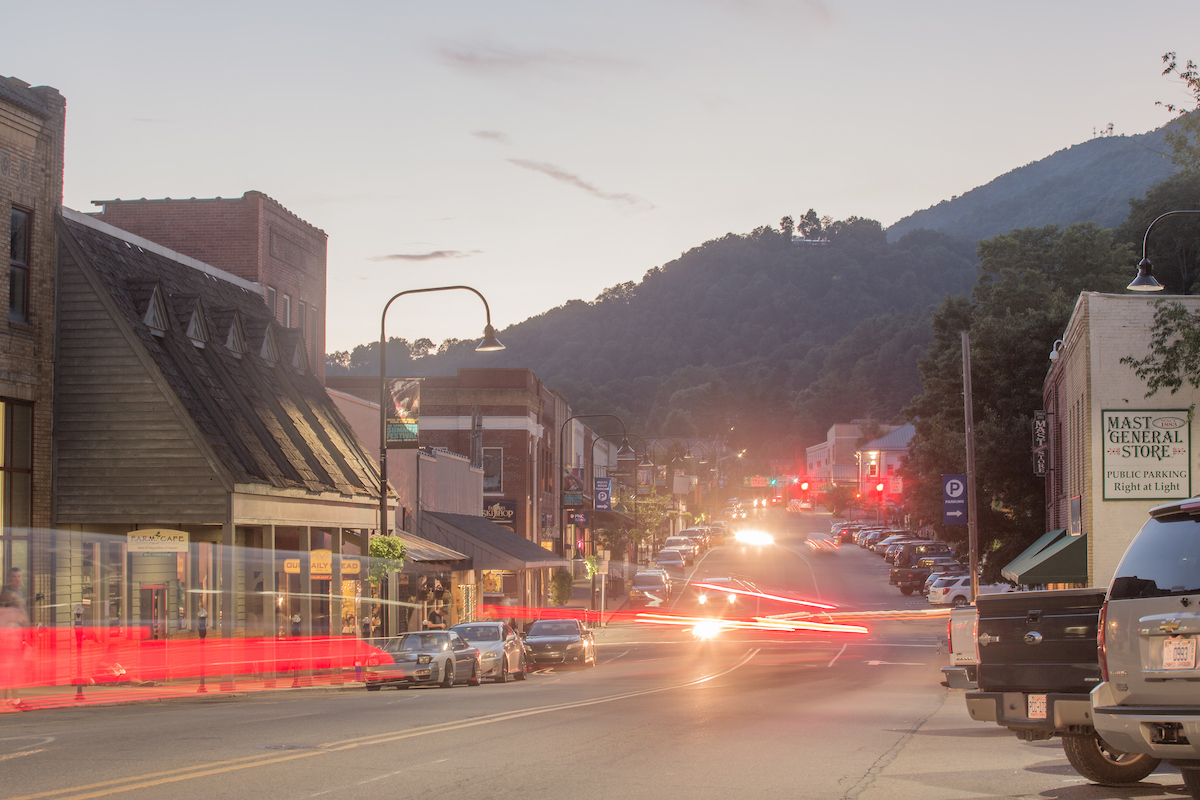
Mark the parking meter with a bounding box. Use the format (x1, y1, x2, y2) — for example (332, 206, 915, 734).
(291, 614, 301, 638)
(197, 607, 208, 640)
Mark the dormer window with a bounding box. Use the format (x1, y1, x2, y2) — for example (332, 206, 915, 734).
(225, 311, 248, 359)
(185, 299, 208, 348)
(143, 283, 169, 337)
(260, 325, 280, 365)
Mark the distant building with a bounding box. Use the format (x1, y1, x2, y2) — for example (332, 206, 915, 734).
(0, 75, 65, 624)
(855, 423, 914, 512)
(806, 422, 901, 488)
(90, 191, 328, 382)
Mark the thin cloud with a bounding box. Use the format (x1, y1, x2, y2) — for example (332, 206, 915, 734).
(370, 250, 480, 262)
(508, 159, 653, 212)
(472, 130, 512, 145)
(439, 43, 628, 75)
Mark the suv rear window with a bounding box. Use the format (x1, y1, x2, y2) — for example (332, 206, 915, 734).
(1110, 514, 1200, 600)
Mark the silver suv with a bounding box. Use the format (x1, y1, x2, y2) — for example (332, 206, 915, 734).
(1093, 498, 1200, 795)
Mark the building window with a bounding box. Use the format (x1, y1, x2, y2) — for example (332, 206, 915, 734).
(266, 286, 277, 318)
(281, 294, 292, 327)
(299, 301, 307, 343)
(9, 207, 31, 323)
(1, 400, 33, 584)
(483, 447, 503, 493)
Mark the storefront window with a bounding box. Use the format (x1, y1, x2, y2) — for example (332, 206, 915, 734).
(1, 400, 32, 586)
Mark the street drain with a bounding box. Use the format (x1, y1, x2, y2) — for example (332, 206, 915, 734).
(257, 744, 320, 751)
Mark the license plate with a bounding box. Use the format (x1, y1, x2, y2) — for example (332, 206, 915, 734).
(1164, 636, 1197, 670)
(1027, 694, 1047, 720)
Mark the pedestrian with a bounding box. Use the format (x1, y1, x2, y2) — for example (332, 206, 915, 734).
(424, 605, 446, 630)
(0, 587, 28, 708)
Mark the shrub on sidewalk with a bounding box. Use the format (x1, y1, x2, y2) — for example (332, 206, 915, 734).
(549, 570, 573, 606)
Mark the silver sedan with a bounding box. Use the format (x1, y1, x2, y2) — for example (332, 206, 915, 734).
(450, 621, 528, 683)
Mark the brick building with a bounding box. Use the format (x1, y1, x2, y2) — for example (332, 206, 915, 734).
(328, 368, 569, 547)
(90, 191, 328, 382)
(1, 76, 64, 623)
(1037, 292, 1200, 588)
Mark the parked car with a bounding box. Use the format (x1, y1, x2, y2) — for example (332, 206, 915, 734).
(1092, 498, 1200, 795)
(449, 621, 528, 683)
(927, 575, 1014, 607)
(523, 618, 596, 667)
(630, 570, 672, 607)
(365, 631, 482, 690)
(662, 535, 698, 564)
(655, 549, 686, 571)
(923, 566, 968, 595)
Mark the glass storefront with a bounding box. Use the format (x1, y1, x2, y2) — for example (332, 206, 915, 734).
(0, 400, 32, 595)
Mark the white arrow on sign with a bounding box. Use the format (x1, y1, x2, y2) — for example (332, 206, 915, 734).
(945, 510, 963, 518)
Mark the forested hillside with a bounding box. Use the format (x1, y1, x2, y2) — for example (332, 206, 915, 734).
(328, 217, 979, 453)
(886, 123, 1178, 243)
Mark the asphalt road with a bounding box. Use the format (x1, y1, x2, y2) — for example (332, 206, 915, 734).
(0, 511, 1190, 800)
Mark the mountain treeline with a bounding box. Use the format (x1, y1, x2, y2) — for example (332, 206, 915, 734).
(328, 216, 980, 454)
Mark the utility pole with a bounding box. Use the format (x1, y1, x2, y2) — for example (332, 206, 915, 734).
(961, 330, 980, 600)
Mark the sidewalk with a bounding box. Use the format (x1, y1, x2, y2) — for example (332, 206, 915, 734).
(569, 575, 632, 626)
(1, 672, 366, 715)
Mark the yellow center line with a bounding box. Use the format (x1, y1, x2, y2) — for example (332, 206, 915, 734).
(11, 649, 759, 800)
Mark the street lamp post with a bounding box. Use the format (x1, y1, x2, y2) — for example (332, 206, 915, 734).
(376, 286, 503, 639)
(558, 414, 630, 560)
(1128, 210, 1200, 291)
(589, 433, 638, 615)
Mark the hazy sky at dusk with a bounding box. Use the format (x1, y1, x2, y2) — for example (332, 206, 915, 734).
(8, 1, 1198, 352)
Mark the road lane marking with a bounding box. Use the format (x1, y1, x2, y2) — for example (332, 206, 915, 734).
(11, 649, 760, 800)
(602, 649, 631, 664)
(827, 644, 849, 667)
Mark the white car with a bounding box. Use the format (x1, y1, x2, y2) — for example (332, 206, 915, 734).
(449, 621, 528, 683)
(927, 575, 1015, 607)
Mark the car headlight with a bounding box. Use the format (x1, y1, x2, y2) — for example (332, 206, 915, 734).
(481, 648, 502, 660)
(567, 641, 585, 650)
(698, 594, 707, 605)
(417, 654, 432, 664)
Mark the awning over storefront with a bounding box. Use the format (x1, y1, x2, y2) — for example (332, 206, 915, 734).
(393, 531, 471, 573)
(421, 511, 570, 570)
(1001, 528, 1087, 585)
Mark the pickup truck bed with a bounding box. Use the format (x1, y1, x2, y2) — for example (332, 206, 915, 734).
(965, 587, 1104, 740)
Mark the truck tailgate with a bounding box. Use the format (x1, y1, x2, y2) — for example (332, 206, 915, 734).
(975, 587, 1105, 694)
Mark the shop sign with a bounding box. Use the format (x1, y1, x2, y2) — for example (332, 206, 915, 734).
(342, 558, 361, 575)
(311, 549, 332, 577)
(284, 558, 301, 574)
(563, 492, 584, 507)
(127, 529, 188, 553)
(484, 500, 518, 529)
(1102, 410, 1191, 500)
(567, 510, 589, 526)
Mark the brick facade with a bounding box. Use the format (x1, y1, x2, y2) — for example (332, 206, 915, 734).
(0, 76, 64, 624)
(1045, 293, 1200, 587)
(90, 191, 328, 382)
(328, 368, 572, 549)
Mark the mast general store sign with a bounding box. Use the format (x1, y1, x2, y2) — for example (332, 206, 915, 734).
(1102, 410, 1191, 500)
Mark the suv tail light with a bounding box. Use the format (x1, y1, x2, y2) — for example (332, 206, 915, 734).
(1097, 600, 1109, 682)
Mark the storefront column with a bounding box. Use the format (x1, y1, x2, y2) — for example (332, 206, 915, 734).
(264, 524, 277, 687)
(297, 526, 312, 687)
(221, 520, 235, 691)
(331, 528, 344, 685)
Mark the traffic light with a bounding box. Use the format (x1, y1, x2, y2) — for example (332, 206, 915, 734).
(800, 481, 809, 491)
(875, 482, 884, 493)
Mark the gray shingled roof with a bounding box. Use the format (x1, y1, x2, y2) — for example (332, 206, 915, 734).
(58, 211, 379, 497)
(423, 512, 570, 569)
(860, 423, 916, 452)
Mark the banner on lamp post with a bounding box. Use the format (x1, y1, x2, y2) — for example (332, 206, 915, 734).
(385, 378, 421, 449)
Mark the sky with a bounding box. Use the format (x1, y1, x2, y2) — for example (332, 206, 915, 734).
(9, 1, 1200, 353)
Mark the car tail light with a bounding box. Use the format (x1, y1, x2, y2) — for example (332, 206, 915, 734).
(1097, 600, 1109, 682)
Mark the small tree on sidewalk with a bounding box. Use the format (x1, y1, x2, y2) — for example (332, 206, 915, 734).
(549, 570, 574, 606)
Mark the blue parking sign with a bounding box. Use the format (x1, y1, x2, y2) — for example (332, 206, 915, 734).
(942, 474, 967, 526)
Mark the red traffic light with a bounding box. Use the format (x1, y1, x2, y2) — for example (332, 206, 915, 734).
(875, 483, 885, 493)
(800, 481, 809, 491)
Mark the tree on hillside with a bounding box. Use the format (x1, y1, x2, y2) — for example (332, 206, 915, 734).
(902, 224, 1133, 580)
(1115, 172, 1200, 293)
(1160, 52, 1200, 173)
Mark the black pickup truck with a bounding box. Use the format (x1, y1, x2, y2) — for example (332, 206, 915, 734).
(889, 550, 958, 595)
(960, 587, 1160, 785)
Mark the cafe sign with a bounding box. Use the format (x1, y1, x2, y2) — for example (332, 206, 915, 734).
(127, 529, 188, 553)
(1102, 410, 1191, 500)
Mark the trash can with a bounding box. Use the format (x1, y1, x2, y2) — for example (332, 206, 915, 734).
(610, 577, 624, 595)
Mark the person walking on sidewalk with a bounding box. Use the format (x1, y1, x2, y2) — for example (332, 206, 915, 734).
(0, 586, 28, 708)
